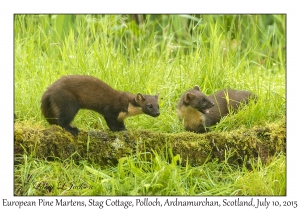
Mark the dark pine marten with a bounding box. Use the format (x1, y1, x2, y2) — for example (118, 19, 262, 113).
(177, 86, 257, 133)
(41, 75, 160, 135)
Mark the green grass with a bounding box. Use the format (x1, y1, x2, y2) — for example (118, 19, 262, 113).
(14, 152, 286, 196)
(14, 14, 286, 195)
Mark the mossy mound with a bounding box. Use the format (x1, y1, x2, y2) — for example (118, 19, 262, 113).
(14, 121, 286, 166)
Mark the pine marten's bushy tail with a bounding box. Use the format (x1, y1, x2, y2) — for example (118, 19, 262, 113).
(41, 93, 57, 125)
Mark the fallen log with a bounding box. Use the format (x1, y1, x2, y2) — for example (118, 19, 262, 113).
(14, 121, 286, 166)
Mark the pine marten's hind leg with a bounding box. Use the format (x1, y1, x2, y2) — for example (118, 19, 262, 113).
(56, 103, 80, 136)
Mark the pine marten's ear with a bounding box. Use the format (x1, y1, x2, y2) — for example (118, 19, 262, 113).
(136, 93, 146, 102)
(193, 85, 200, 91)
(155, 93, 160, 99)
(184, 92, 196, 103)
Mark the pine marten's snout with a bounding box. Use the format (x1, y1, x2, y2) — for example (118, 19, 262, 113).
(199, 100, 214, 114)
(147, 107, 160, 117)
(153, 111, 160, 117)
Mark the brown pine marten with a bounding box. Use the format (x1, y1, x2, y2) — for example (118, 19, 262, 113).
(41, 75, 160, 136)
(177, 86, 257, 133)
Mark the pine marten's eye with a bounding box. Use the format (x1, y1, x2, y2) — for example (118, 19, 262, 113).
(200, 98, 206, 103)
(147, 104, 153, 109)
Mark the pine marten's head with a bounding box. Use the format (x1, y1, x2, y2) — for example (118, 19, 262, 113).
(135, 93, 160, 117)
(183, 86, 214, 114)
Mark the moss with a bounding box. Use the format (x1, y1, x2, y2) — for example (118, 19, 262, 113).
(14, 120, 286, 166)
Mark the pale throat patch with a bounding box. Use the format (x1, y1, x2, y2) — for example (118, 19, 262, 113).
(117, 103, 143, 121)
(177, 106, 204, 130)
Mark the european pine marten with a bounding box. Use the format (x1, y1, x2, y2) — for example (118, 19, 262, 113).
(41, 75, 160, 135)
(177, 86, 257, 133)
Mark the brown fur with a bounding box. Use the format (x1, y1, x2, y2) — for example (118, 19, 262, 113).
(41, 75, 160, 135)
(177, 86, 257, 133)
